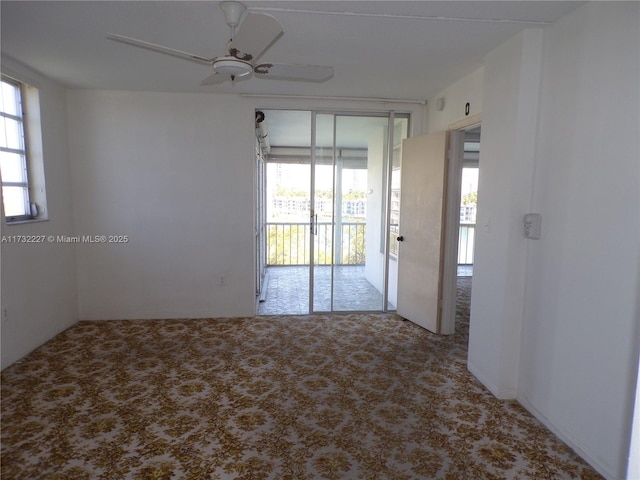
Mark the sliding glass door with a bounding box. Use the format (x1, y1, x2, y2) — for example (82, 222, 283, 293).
(312, 113, 396, 312)
(258, 109, 408, 315)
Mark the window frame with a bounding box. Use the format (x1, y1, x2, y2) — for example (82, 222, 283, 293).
(1, 74, 41, 223)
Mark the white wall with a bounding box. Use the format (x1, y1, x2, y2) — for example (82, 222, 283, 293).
(425, 66, 483, 132)
(365, 126, 387, 295)
(1, 57, 78, 369)
(66, 90, 256, 320)
(518, 4, 639, 479)
(426, 4, 639, 479)
(468, 27, 545, 398)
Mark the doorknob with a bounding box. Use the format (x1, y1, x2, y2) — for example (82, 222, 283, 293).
(397, 235, 404, 242)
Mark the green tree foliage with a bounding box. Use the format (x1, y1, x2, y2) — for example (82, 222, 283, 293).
(267, 223, 365, 266)
(268, 224, 310, 265)
(462, 191, 478, 206)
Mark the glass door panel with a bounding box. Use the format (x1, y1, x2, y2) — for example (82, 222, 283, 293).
(331, 115, 390, 311)
(312, 114, 335, 312)
(386, 116, 409, 310)
(259, 110, 312, 315)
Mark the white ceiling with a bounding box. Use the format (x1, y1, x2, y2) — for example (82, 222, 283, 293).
(1, 1, 584, 101)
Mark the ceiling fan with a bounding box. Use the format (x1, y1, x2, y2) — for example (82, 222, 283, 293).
(107, 1, 333, 86)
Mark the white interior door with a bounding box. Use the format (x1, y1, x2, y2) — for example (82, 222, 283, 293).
(396, 131, 449, 333)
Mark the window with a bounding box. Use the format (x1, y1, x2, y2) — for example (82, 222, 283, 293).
(0, 75, 46, 223)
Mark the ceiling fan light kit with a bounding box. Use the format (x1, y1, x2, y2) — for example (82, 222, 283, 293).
(213, 57, 253, 78)
(106, 1, 333, 86)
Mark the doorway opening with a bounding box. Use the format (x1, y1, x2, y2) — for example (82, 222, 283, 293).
(458, 126, 480, 277)
(455, 125, 480, 339)
(255, 109, 409, 315)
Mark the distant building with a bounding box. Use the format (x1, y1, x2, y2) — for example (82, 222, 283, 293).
(344, 199, 366, 217)
(271, 195, 366, 219)
(460, 204, 477, 223)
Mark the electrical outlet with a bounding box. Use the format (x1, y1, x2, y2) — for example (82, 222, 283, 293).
(219, 276, 226, 286)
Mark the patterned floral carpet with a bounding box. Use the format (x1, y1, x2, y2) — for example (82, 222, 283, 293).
(1, 278, 602, 479)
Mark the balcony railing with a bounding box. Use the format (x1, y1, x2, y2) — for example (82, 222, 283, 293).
(266, 222, 475, 266)
(266, 222, 365, 266)
(458, 223, 475, 265)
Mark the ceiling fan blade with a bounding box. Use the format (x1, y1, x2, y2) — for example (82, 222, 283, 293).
(199, 72, 231, 85)
(228, 13, 283, 63)
(107, 33, 214, 66)
(254, 63, 334, 83)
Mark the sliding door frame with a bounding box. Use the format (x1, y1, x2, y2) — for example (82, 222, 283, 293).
(382, 110, 395, 312)
(257, 107, 410, 314)
(309, 112, 318, 313)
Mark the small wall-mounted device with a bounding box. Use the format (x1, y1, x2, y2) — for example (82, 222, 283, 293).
(523, 213, 542, 239)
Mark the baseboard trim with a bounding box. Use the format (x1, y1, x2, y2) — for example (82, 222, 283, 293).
(517, 392, 620, 480)
(469, 361, 620, 479)
(467, 361, 517, 400)
(78, 311, 256, 321)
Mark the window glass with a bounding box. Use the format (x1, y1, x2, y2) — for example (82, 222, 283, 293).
(0, 77, 30, 220)
(1, 117, 24, 150)
(0, 81, 20, 117)
(1, 186, 28, 217)
(0, 151, 27, 183)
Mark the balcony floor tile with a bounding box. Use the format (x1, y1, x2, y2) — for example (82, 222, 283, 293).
(258, 265, 472, 315)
